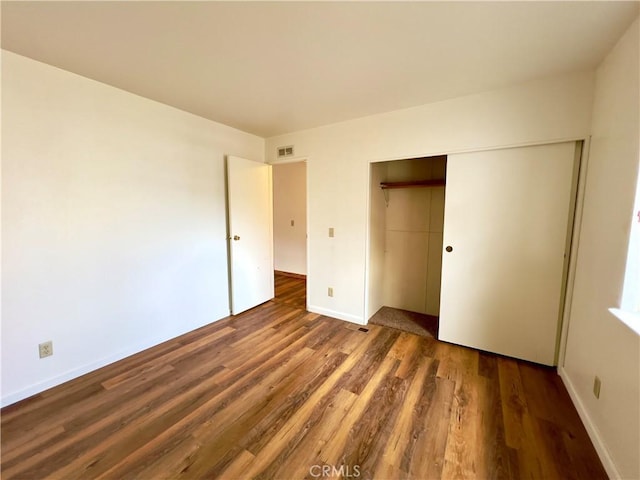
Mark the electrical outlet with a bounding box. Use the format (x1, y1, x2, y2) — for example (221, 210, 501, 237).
(328, 287, 334, 297)
(39, 341, 53, 359)
(328, 227, 334, 238)
(593, 376, 601, 399)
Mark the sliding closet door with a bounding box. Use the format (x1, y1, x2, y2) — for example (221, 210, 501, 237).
(439, 142, 577, 365)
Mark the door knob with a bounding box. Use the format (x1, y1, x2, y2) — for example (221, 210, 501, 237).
(233, 235, 241, 241)
(445, 246, 453, 252)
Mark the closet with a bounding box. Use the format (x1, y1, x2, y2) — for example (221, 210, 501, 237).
(367, 155, 447, 336)
(367, 142, 580, 366)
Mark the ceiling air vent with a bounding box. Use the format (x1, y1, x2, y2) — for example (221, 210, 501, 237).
(277, 145, 294, 158)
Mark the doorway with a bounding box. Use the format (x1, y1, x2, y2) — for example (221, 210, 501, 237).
(272, 161, 307, 309)
(366, 155, 447, 337)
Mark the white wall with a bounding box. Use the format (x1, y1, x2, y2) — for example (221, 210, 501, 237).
(1, 51, 264, 406)
(272, 162, 307, 275)
(561, 18, 639, 479)
(266, 71, 595, 324)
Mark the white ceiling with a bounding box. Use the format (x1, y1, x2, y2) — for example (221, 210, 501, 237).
(2, 1, 638, 138)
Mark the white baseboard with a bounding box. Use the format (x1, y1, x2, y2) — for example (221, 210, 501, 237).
(1, 332, 176, 408)
(307, 305, 365, 325)
(558, 366, 620, 479)
(1, 314, 229, 408)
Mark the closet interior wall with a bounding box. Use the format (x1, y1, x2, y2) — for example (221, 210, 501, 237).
(368, 156, 446, 319)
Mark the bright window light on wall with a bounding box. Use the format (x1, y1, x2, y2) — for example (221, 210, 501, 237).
(610, 172, 640, 335)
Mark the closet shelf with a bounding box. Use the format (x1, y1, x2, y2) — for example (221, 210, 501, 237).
(380, 179, 446, 189)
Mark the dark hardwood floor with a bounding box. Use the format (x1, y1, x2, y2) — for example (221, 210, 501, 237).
(1, 274, 606, 479)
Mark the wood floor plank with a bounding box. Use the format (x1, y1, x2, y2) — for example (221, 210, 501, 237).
(218, 449, 256, 480)
(340, 327, 401, 395)
(498, 357, 556, 480)
(1, 274, 608, 480)
(376, 356, 433, 475)
(109, 435, 203, 480)
(339, 368, 411, 477)
(476, 353, 517, 480)
(440, 346, 482, 479)
(271, 387, 359, 480)
(408, 374, 455, 479)
(0, 424, 66, 465)
(497, 357, 530, 450)
(318, 355, 400, 468)
(442, 385, 481, 479)
(393, 334, 421, 379)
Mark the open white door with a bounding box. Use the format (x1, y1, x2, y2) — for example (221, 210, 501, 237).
(439, 142, 577, 365)
(227, 156, 274, 314)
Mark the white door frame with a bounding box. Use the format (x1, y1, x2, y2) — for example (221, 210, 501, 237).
(556, 138, 589, 367)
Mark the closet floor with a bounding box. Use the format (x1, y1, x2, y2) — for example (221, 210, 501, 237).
(369, 306, 438, 338)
